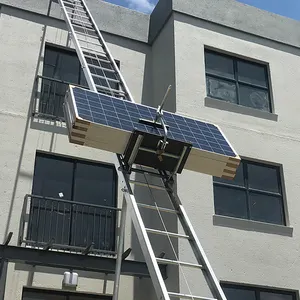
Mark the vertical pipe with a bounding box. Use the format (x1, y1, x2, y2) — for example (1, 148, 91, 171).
(112, 199, 127, 300)
(0, 260, 8, 300)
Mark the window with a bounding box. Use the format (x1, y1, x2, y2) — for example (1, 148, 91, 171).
(213, 160, 285, 225)
(36, 44, 120, 120)
(37, 44, 88, 119)
(26, 152, 118, 253)
(205, 49, 272, 112)
(22, 287, 112, 300)
(222, 283, 296, 300)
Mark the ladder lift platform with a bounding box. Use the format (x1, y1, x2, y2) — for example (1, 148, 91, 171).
(58, 0, 241, 300)
(123, 129, 192, 174)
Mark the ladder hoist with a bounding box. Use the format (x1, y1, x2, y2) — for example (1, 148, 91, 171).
(58, 1, 239, 299)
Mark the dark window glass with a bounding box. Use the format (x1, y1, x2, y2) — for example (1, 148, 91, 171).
(205, 49, 271, 112)
(247, 164, 280, 193)
(260, 292, 294, 300)
(205, 51, 235, 79)
(214, 186, 248, 219)
(223, 287, 256, 300)
(237, 60, 268, 87)
(213, 159, 286, 225)
(222, 284, 296, 300)
(249, 192, 284, 225)
(27, 152, 117, 253)
(38, 45, 88, 119)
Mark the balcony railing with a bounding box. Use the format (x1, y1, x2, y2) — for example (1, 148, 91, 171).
(32, 75, 85, 121)
(19, 194, 121, 256)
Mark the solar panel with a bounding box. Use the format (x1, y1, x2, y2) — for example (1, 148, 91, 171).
(64, 86, 240, 178)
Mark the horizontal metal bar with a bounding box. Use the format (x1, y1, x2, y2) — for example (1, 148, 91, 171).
(128, 167, 165, 179)
(87, 63, 115, 73)
(81, 46, 106, 55)
(36, 75, 85, 88)
(24, 240, 115, 255)
(206, 73, 269, 91)
(92, 73, 120, 83)
(213, 182, 282, 197)
(71, 19, 93, 27)
(63, 3, 85, 10)
(95, 84, 125, 95)
(137, 203, 177, 214)
(145, 228, 190, 239)
(25, 194, 121, 211)
(74, 31, 98, 39)
(72, 23, 95, 32)
(67, 12, 89, 19)
(84, 53, 108, 61)
(78, 38, 103, 47)
(0, 245, 167, 278)
(65, 5, 86, 14)
(129, 180, 166, 191)
(168, 292, 217, 300)
(156, 258, 203, 269)
(139, 147, 181, 159)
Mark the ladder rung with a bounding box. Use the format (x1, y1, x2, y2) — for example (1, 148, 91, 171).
(74, 31, 98, 39)
(87, 63, 116, 73)
(63, 0, 83, 5)
(129, 180, 167, 191)
(137, 203, 178, 213)
(63, 2, 84, 9)
(78, 38, 103, 47)
(95, 84, 124, 95)
(156, 258, 203, 269)
(67, 12, 89, 19)
(72, 24, 95, 32)
(83, 52, 107, 61)
(145, 228, 190, 239)
(71, 19, 92, 27)
(168, 292, 217, 300)
(65, 6, 86, 13)
(81, 46, 105, 55)
(92, 73, 120, 83)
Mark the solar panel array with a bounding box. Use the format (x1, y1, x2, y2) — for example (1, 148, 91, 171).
(72, 87, 236, 157)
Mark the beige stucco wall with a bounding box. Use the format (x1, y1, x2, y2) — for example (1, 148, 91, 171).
(0, 5, 156, 300)
(174, 12, 300, 296)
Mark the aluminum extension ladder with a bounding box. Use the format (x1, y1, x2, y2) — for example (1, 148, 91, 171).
(57, 1, 227, 299)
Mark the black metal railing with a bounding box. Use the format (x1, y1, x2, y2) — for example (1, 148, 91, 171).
(19, 194, 121, 255)
(32, 75, 85, 121)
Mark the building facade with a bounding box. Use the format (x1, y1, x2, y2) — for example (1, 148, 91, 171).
(0, 0, 299, 299)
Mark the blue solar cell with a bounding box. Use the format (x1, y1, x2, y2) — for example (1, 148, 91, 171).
(71, 87, 236, 158)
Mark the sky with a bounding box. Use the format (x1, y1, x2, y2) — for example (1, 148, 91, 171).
(103, 0, 300, 20)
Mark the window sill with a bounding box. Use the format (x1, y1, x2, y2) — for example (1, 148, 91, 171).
(204, 97, 278, 121)
(213, 214, 293, 237)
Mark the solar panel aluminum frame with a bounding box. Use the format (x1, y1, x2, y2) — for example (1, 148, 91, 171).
(63, 86, 241, 179)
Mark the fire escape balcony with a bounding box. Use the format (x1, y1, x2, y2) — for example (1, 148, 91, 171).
(19, 194, 121, 256)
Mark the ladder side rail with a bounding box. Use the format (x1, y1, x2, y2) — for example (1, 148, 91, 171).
(116, 156, 170, 300)
(164, 180, 227, 300)
(79, 0, 135, 102)
(58, 0, 97, 92)
(112, 199, 127, 300)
